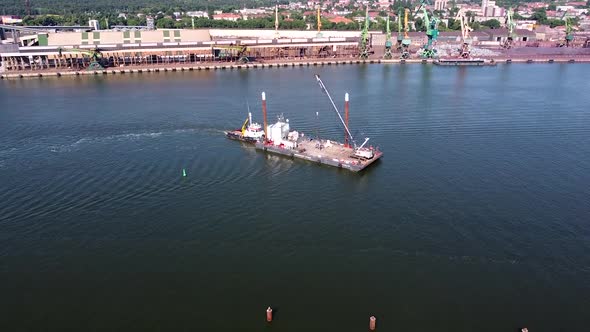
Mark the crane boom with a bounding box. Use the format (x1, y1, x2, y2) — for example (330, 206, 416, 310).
(315, 75, 357, 149)
(241, 117, 249, 135)
(455, 9, 472, 42)
(386, 16, 391, 43)
(404, 8, 409, 39)
(384, 15, 393, 59)
(359, 6, 370, 59)
(397, 8, 403, 41)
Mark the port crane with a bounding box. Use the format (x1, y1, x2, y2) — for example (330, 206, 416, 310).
(503, 7, 517, 49)
(240, 116, 250, 136)
(455, 8, 473, 58)
(314, 75, 374, 159)
(359, 7, 371, 59)
(397, 8, 412, 59)
(57, 47, 106, 70)
(416, 0, 439, 59)
(384, 16, 393, 59)
(564, 17, 574, 47)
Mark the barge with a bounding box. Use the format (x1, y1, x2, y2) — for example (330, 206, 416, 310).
(255, 135, 382, 172)
(434, 58, 497, 66)
(251, 75, 382, 172)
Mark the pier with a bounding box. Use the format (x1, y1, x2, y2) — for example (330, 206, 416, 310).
(2, 56, 590, 80)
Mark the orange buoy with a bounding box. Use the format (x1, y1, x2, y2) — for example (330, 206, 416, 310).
(266, 307, 273, 322)
(369, 316, 376, 330)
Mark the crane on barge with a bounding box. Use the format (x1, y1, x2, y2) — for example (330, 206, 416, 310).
(314, 75, 374, 159)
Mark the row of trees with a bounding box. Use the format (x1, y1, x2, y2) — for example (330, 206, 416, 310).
(530, 8, 578, 28)
(22, 14, 146, 27)
(0, 0, 287, 16)
(16, 2, 578, 32)
(156, 16, 365, 31)
(20, 12, 512, 33)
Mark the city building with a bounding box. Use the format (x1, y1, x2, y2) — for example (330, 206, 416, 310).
(434, 0, 449, 11)
(0, 15, 23, 24)
(515, 20, 537, 31)
(212, 14, 241, 22)
(329, 16, 353, 24)
(146, 17, 155, 30)
(89, 20, 100, 31)
(186, 11, 209, 18)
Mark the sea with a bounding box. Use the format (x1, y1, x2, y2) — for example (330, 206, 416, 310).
(1, 64, 589, 331)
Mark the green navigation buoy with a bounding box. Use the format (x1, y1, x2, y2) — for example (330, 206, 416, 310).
(182, 168, 187, 177)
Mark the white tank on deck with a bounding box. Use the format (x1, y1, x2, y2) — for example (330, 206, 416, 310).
(268, 114, 290, 143)
(282, 119, 290, 138)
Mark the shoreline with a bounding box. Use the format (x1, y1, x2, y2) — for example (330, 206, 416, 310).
(2, 56, 590, 80)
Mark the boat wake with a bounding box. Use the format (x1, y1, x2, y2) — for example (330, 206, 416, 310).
(48, 126, 225, 153)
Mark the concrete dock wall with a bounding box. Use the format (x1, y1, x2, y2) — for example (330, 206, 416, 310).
(2, 57, 590, 80)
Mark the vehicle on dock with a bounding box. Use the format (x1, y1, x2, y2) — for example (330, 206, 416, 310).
(225, 111, 264, 143)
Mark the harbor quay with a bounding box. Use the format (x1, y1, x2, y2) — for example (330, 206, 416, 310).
(2, 27, 590, 79)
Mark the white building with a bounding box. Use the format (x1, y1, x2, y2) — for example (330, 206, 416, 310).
(333, 10, 352, 16)
(434, 0, 449, 11)
(186, 11, 209, 18)
(212, 13, 241, 21)
(146, 16, 155, 30)
(237, 8, 267, 15)
(88, 19, 100, 30)
(556, 6, 575, 12)
(481, 0, 489, 11)
(516, 20, 536, 31)
(0, 16, 23, 24)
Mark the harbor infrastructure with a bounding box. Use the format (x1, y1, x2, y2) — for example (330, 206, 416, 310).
(2, 25, 590, 76)
(0, 28, 364, 72)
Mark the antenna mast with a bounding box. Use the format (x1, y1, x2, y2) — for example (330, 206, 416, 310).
(314, 75, 358, 149)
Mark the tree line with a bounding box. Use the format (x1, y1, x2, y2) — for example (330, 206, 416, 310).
(0, 0, 287, 16)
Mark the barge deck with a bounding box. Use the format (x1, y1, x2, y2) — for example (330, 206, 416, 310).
(255, 138, 382, 172)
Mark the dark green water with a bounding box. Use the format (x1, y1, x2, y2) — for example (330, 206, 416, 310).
(1, 64, 589, 332)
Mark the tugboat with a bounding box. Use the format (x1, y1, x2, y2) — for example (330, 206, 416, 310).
(225, 112, 264, 143)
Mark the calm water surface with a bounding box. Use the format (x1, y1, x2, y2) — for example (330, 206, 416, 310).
(1, 64, 589, 331)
